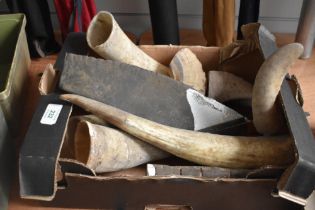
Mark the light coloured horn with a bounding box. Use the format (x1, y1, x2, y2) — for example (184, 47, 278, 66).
(170, 48, 206, 94)
(252, 43, 304, 135)
(74, 121, 169, 173)
(208, 71, 252, 102)
(62, 115, 109, 158)
(61, 94, 295, 169)
(87, 11, 172, 77)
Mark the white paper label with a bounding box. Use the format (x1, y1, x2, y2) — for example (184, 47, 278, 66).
(40, 104, 63, 125)
(146, 164, 156, 176)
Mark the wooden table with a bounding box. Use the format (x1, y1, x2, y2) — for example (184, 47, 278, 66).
(7, 32, 315, 210)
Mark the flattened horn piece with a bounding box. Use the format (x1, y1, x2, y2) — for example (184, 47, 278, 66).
(74, 121, 169, 173)
(59, 53, 194, 130)
(170, 48, 206, 94)
(61, 94, 295, 169)
(87, 11, 172, 77)
(252, 43, 304, 135)
(208, 71, 252, 102)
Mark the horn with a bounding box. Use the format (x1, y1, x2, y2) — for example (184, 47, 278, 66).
(252, 43, 304, 135)
(61, 94, 295, 169)
(208, 71, 252, 102)
(73, 121, 169, 173)
(86, 11, 172, 77)
(170, 48, 206, 94)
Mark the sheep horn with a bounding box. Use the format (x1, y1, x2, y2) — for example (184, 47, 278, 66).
(170, 48, 206, 94)
(208, 71, 252, 102)
(87, 11, 172, 77)
(252, 43, 304, 135)
(74, 121, 169, 173)
(60, 94, 295, 169)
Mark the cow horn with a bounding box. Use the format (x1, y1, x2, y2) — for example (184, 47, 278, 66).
(61, 94, 295, 169)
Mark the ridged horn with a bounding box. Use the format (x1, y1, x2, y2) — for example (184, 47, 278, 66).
(61, 94, 295, 169)
(74, 121, 169, 173)
(252, 43, 304, 135)
(208, 71, 252, 102)
(87, 11, 172, 77)
(170, 48, 206, 94)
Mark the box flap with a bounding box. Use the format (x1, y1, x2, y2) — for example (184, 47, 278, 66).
(277, 78, 315, 205)
(19, 94, 72, 201)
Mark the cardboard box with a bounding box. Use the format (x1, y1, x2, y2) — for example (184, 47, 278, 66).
(20, 33, 315, 209)
(0, 14, 29, 210)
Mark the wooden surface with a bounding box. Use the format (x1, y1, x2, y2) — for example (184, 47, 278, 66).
(7, 31, 315, 210)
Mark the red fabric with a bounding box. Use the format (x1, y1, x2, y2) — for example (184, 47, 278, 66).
(54, 0, 97, 40)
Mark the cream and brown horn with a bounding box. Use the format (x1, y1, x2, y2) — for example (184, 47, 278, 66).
(73, 121, 169, 173)
(170, 48, 206, 94)
(60, 94, 295, 169)
(252, 43, 304, 135)
(87, 11, 172, 77)
(208, 71, 252, 102)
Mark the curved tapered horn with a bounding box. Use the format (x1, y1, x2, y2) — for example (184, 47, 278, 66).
(87, 11, 172, 77)
(61, 94, 295, 169)
(170, 48, 206, 94)
(252, 43, 304, 135)
(74, 121, 169, 173)
(208, 71, 252, 102)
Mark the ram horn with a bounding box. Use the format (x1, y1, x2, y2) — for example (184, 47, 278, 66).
(87, 11, 172, 77)
(170, 48, 206, 94)
(252, 43, 304, 135)
(208, 71, 252, 102)
(61, 94, 295, 169)
(73, 120, 169, 173)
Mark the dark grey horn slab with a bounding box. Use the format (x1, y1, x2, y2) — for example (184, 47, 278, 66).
(59, 53, 194, 129)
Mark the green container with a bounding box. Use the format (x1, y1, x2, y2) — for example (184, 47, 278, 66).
(0, 14, 29, 209)
(0, 108, 14, 210)
(0, 14, 30, 132)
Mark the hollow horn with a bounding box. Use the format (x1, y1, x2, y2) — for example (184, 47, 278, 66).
(252, 43, 304, 135)
(208, 71, 252, 102)
(74, 121, 169, 173)
(61, 94, 295, 169)
(87, 11, 172, 77)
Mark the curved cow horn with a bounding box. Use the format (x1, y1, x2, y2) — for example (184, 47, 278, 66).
(252, 43, 304, 135)
(61, 94, 295, 169)
(87, 11, 172, 77)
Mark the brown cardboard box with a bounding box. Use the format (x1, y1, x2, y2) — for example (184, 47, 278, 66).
(19, 33, 314, 210)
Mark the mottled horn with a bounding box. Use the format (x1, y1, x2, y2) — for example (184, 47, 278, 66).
(170, 48, 206, 94)
(74, 121, 169, 173)
(208, 71, 252, 102)
(61, 94, 295, 169)
(87, 11, 172, 77)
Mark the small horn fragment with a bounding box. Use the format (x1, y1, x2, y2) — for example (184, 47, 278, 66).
(208, 71, 252, 102)
(170, 48, 206, 94)
(74, 121, 169, 173)
(61, 94, 295, 169)
(252, 43, 304, 135)
(87, 11, 172, 77)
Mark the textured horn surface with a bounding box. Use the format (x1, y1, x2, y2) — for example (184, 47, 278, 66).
(252, 43, 304, 135)
(61, 94, 295, 169)
(208, 71, 252, 102)
(74, 120, 169, 173)
(87, 11, 172, 76)
(170, 48, 206, 94)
